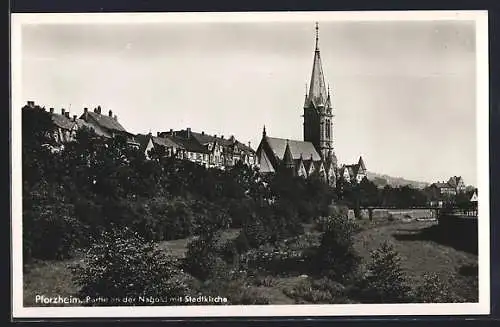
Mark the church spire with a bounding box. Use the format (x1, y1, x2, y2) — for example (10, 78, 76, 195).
(306, 22, 328, 109)
(315, 21, 319, 51)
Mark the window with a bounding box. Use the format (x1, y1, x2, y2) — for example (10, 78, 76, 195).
(326, 120, 330, 138)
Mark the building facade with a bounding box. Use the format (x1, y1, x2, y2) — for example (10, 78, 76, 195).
(255, 23, 366, 186)
(430, 176, 467, 196)
(138, 128, 257, 170)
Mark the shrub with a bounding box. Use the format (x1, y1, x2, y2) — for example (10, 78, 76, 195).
(316, 215, 361, 281)
(183, 236, 220, 281)
(240, 244, 310, 276)
(358, 241, 411, 303)
(70, 228, 191, 305)
(233, 231, 251, 254)
(23, 182, 85, 260)
(242, 216, 270, 249)
(226, 283, 271, 304)
(149, 197, 195, 241)
(283, 278, 349, 304)
(413, 273, 464, 303)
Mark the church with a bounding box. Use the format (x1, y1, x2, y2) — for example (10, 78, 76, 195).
(256, 23, 366, 187)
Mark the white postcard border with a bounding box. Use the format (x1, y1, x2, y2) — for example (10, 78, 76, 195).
(11, 10, 490, 318)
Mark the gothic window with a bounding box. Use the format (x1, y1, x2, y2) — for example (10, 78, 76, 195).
(326, 120, 330, 138)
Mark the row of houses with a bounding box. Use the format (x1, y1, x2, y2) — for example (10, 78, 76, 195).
(26, 101, 256, 170)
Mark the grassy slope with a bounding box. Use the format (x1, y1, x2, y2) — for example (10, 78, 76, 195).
(353, 221, 478, 301)
(23, 221, 478, 306)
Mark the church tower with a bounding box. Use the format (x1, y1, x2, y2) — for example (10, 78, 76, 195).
(303, 22, 335, 165)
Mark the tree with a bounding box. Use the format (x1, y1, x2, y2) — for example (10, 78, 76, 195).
(360, 241, 411, 303)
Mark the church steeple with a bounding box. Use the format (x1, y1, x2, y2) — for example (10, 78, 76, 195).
(305, 22, 328, 109)
(303, 22, 335, 162)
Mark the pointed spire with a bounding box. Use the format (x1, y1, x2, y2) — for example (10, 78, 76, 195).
(306, 22, 328, 109)
(315, 21, 319, 51)
(283, 139, 294, 168)
(262, 125, 267, 137)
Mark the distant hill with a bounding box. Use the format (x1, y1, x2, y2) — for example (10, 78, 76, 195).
(366, 171, 430, 189)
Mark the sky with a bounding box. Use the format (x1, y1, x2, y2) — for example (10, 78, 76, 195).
(21, 18, 478, 186)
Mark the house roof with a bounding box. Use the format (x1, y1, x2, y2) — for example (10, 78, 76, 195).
(50, 113, 75, 130)
(136, 134, 181, 153)
(170, 135, 209, 154)
(171, 130, 255, 154)
(447, 176, 463, 188)
(265, 136, 322, 161)
(82, 111, 128, 133)
(433, 182, 454, 189)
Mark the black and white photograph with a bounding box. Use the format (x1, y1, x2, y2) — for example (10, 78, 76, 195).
(11, 11, 489, 318)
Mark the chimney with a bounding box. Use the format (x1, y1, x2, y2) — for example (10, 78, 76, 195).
(157, 132, 160, 137)
(94, 108, 98, 113)
(221, 135, 224, 139)
(27, 101, 35, 108)
(65, 111, 70, 119)
(248, 141, 251, 148)
(113, 115, 117, 121)
(73, 115, 77, 122)
(186, 128, 191, 139)
(84, 107, 88, 113)
(97, 106, 102, 114)
(61, 108, 66, 116)
(202, 131, 205, 135)
(49, 108, 54, 114)
(109, 110, 113, 117)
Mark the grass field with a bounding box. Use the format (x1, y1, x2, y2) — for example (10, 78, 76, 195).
(23, 220, 478, 306)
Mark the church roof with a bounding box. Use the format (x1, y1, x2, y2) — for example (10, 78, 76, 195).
(358, 156, 366, 171)
(265, 136, 322, 161)
(258, 148, 275, 173)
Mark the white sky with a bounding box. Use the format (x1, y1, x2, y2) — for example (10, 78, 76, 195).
(21, 19, 477, 186)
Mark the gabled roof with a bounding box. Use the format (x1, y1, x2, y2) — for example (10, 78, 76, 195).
(283, 140, 294, 166)
(170, 135, 209, 154)
(314, 160, 325, 172)
(432, 182, 454, 189)
(50, 113, 76, 130)
(82, 111, 128, 133)
(258, 148, 275, 173)
(265, 136, 321, 161)
(447, 176, 463, 188)
(136, 134, 182, 154)
(358, 156, 366, 171)
(173, 130, 255, 154)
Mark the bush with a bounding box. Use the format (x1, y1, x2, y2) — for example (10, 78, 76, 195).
(413, 273, 464, 303)
(357, 241, 411, 303)
(23, 182, 86, 260)
(70, 228, 191, 305)
(183, 236, 221, 281)
(242, 216, 270, 249)
(316, 215, 361, 281)
(149, 197, 195, 241)
(283, 278, 350, 304)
